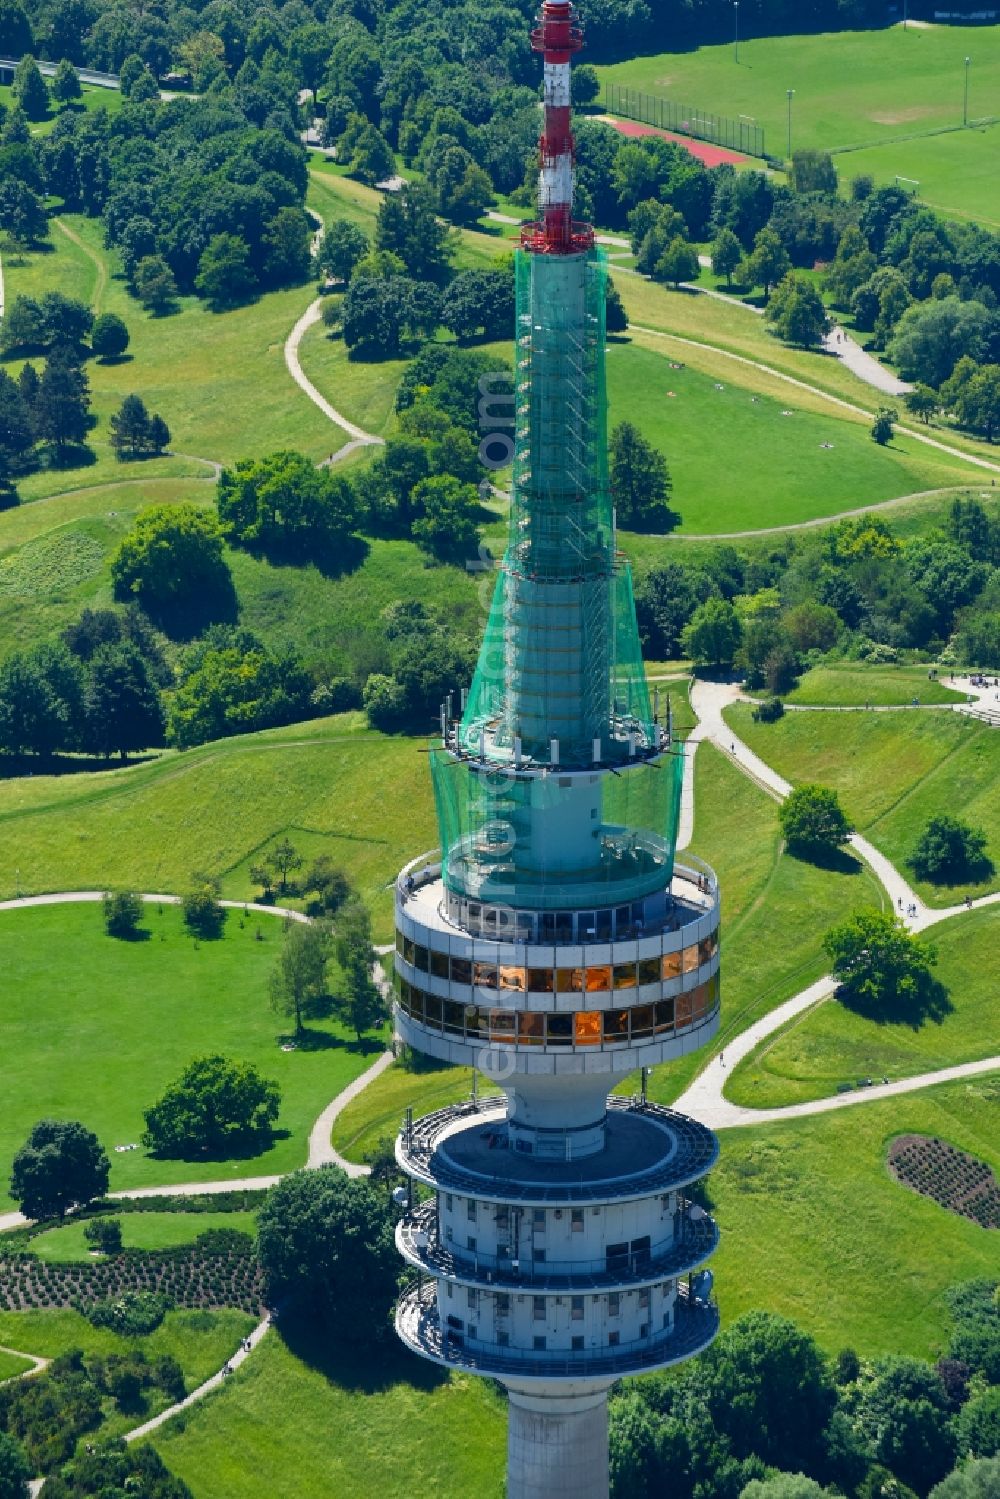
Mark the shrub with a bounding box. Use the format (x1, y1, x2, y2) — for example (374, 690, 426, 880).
(911, 815, 992, 885)
(86, 1289, 168, 1336)
(82, 1217, 122, 1253)
(182, 879, 226, 940)
(779, 784, 853, 856)
(102, 891, 145, 940)
(752, 697, 785, 723)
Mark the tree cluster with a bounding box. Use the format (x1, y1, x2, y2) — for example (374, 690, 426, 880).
(109, 395, 169, 461)
(610, 1297, 1000, 1499)
(362, 600, 476, 734)
(0, 622, 165, 763)
(635, 496, 1000, 674)
(216, 450, 360, 564)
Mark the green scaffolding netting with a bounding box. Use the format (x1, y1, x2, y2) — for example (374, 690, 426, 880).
(458, 247, 654, 768)
(431, 746, 684, 911)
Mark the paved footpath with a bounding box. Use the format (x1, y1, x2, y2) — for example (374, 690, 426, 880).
(283, 299, 385, 466)
(672, 678, 1000, 1128)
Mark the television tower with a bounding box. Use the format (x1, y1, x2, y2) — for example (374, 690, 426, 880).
(392, 6, 721, 1496)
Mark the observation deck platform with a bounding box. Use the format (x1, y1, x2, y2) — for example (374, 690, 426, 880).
(396, 1278, 719, 1382)
(396, 1096, 718, 1205)
(397, 1198, 718, 1291)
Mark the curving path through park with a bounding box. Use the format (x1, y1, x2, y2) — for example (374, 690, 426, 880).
(284, 299, 385, 466)
(670, 677, 1000, 1128)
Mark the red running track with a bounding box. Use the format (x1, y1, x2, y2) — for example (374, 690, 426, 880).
(603, 118, 750, 167)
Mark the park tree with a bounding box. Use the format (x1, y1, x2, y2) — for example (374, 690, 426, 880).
(957, 1390, 1000, 1461)
(441, 266, 515, 342)
(376, 182, 453, 280)
(50, 57, 81, 106)
(853, 1356, 955, 1495)
(102, 890, 145, 939)
(303, 856, 350, 918)
(0, 0, 33, 54)
(824, 225, 876, 308)
(168, 639, 313, 748)
(90, 313, 129, 361)
(789, 149, 837, 196)
(85, 642, 165, 758)
(195, 233, 256, 309)
(334, 900, 384, 1041)
(910, 815, 991, 884)
(823, 907, 940, 1016)
(316, 219, 369, 284)
(133, 255, 177, 314)
(0, 1431, 30, 1499)
(10, 1118, 110, 1219)
(780, 784, 852, 856)
(681, 597, 742, 669)
(947, 363, 1000, 441)
(216, 450, 359, 562)
(905, 384, 939, 425)
(34, 346, 91, 455)
(741, 228, 791, 297)
(257, 1166, 397, 1339)
(269, 919, 332, 1036)
(573, 62, 600, 106)
(606, 277, 629, 333)
(711, 226, 742, 287)
(889, 296, 991, 388)
(930, 1458, 1000, 1498)
(741, 1477, 837, 1499)
(0, 179, 47, 249)
(871, 406, 897, 446)
(262, 206, 312, 288)
(766, 273, 830, 348)
(410, 473, 480, 562)
(655, 235, 700, 288)
(142, 1055, 280, 1157)
(0, 297, 45, 354)
(109, 394, 152, 458)
(12, 55, 48, 121)
(782, 601, 841, 654)
(610, 420, 677, 531)
(111, 504, 231, 618)
(0, 642, 83, 757)
(269, 836, 302, 893)
(0, 370, 34, 471)
(182, 876, 226, 940)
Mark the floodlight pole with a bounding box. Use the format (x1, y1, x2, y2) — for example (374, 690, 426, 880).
(903, 0, 908, 28)
(786, 88, 794, 159)
(734, 0, 739, 63)
(964, 56, 971, 126)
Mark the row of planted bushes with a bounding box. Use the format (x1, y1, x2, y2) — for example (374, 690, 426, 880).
(0, 1236, 263, 1318)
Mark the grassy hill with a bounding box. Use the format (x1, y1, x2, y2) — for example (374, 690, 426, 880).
(727, 702, 1000, 907)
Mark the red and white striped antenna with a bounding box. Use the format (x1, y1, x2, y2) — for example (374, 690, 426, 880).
(521, 0, 595, 255)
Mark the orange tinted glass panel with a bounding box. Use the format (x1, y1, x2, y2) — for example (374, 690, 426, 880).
(661, 951, 682, 980)
(574, 1011, 602, 1045)
(585, 966, 611, 992)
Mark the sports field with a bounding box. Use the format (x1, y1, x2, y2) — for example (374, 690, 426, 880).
(598, 24, 1000, 221)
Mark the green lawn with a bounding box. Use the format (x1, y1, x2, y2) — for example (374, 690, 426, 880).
(0, 714, 437, 939)
(0, 1349, 34, 1381)
(331, 1061, 499, 1164)
(827, 120, 1000, 230)
(726, 702, 1000, 906)
(0, 1307, 254, 1381)
(297, 324, 408, 438)
(783, 664, 966, 706)
(153, 1315, 507, 1499)
(605, 341, 975, 534)
(30, 1211, 258, 1263)
(0, 86, 122, 132)
(3, 216, 343, 473)
(726, 904, 1000, 1106)
(711, 1074, 1000, 1358)
(0, 902, 379, 1206)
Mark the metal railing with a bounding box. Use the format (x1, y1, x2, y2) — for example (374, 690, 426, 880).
(397, 1199, 719, 1290)
(396, 1095, 719, 1203)
(396, 1277, 719, 1379)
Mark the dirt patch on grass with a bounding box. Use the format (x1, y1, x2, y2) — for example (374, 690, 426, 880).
(888, 1133, 1000, 1229)
(869, 106, 934, 125)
